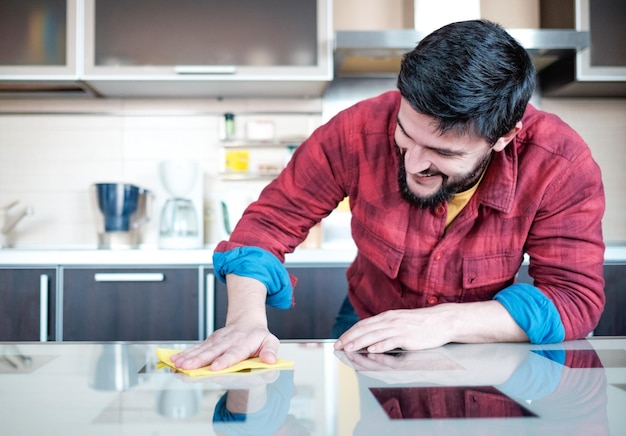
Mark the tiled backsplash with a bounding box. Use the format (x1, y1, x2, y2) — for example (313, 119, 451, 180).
(0, 96, 624, 247)
(0, 98, 322, 247)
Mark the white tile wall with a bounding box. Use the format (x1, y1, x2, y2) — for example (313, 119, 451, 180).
(0, 99, 322, 247)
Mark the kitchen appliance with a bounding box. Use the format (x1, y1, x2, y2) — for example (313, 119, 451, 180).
(92, 183, 152, 249)
(158, 160, 203, 249)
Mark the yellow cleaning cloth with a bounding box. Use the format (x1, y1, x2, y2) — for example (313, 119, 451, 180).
(156, 348, 294, 376)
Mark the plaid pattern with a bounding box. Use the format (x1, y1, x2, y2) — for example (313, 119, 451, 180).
(217, 91, 605, 341)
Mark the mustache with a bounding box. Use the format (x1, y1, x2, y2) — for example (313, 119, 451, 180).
(416, 168, 443, 177)
(397, 148, 444, 178)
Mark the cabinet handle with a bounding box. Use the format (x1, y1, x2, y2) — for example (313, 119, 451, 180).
(206, 273, 215, 338)
(39, 275, 48, 342)
(94, 273, 165, 282)
(174, 65, 237, 75)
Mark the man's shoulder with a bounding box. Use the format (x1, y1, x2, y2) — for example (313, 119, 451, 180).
(338, 90, 400, 134)
(342, 90, 399, 118)
(517, 104, 590, 162)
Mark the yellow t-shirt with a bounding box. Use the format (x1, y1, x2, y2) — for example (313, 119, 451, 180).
(445, 167, 488, 228)
(446, 184, 479, 227)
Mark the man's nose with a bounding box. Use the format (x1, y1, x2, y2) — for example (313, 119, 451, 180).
(404, 145, 432, 174)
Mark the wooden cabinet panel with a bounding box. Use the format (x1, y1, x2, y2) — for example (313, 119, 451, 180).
(214, 267, 348, 339)
(62, 267, 199, 341)
(0, 268, 56, 341)
(594, 263, 626, 336)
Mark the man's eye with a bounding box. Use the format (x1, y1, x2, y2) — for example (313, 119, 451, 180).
(436, 150, 454, 157)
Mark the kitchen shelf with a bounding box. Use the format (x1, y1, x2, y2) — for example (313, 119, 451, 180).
(219, 137, 301, 181)
(219, 172, 281, 181)
(221, 141, 300, 149)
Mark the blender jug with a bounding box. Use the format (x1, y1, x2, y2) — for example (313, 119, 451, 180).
(92, 183, 152, 249)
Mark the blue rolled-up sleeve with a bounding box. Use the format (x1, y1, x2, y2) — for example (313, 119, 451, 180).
(494, 283, 565, 344)
(212, 246, 293, 309)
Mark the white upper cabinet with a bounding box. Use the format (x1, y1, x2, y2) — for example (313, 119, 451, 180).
(0, 0, 77, 77)
(81, 0, 333, 98)
(0, 0, 332, 98)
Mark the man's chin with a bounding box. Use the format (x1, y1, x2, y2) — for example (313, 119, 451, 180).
(401, 186, 452, 209)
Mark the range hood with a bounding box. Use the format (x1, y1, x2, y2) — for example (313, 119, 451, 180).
(334, 28, 590, 77)
(334, 0, 626, 98)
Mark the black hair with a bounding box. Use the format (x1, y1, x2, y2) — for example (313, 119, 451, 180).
(397, 20, 536, 145)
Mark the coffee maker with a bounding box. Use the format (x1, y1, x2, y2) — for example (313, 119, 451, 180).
(157, 160, 204, 249)
(92, 183, 152, 249)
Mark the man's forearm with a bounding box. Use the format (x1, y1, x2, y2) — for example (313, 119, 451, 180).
(446, 300, 529, 344)
(225, 274, 269, 326)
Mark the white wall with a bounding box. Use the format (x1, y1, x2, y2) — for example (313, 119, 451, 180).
(0, 99, 322, 247)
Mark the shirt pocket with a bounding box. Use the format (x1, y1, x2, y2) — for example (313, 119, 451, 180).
(352, 216, 404, 279)
(461, 252, 523, 300)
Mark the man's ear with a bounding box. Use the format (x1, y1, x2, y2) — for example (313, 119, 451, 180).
(492, 121, 522, 152)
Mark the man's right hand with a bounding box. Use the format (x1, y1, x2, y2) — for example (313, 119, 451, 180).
(170, 322, 279, 371)
(171, 274, 277, 371)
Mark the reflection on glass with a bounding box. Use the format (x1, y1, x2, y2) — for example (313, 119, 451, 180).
(156, 377, 203, 419)
(90, 343, 146, 391)
(370, 385, 537, 419)
(343, 343, 609, 435)
(212, 370, 311, 435)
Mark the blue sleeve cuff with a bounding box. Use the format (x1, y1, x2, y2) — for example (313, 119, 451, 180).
(497, 349, 564, 400)
(493, 283, 565, 344)
(212, 246, 293, 309)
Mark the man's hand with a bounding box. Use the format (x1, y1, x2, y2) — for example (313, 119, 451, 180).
(170, 322, 279, 371)
(171, 274, 278, 371)
(334, 301, 528, 353)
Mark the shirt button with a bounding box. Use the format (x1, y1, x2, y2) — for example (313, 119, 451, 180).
(434, 251, 444, 261)
(427, 296, 438, 305)
(434, 205, 446, 216)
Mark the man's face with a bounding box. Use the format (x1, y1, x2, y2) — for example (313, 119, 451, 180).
(395, 98, 495, 208)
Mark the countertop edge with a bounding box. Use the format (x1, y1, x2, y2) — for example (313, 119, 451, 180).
(0, 245, 624, 266)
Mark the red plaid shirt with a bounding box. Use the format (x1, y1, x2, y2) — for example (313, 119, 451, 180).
(218, 91, 605, 340)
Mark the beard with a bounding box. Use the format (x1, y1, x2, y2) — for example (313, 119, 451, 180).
(397, 148, 492, 209)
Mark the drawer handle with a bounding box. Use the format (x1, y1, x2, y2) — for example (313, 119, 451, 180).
(206, 273, 215, 338)
(39, 275, 48, 342)
(94, 273, 165, 282)
(174, 65, 237, 75)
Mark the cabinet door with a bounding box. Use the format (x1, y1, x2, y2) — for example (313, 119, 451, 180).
(62, 267, 199, 341)
(0, 0, 76, 75)
(0, 268, 56, 341)
(594, 263, 626, 336)
(214, 266, 348, 339)
(84, 0, 328, 75)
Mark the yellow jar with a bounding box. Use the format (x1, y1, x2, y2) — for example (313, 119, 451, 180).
(225, 150, 250, 172)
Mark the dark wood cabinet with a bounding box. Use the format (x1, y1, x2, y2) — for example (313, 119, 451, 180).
(62, 267, 200, 341)
(0, 268, 56, 341)
(594, 263, 626, 336)
(214, 266, 348, 339)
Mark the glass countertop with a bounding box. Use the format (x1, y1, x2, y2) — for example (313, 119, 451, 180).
(1, 338, 625, 435)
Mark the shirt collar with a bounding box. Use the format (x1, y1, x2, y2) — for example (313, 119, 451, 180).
(475, 135, 519, 214)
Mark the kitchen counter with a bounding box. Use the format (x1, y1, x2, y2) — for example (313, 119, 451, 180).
(1, 338, 625, 435)
(0, 244, 358, 266)
(0, 244, 625, 266)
